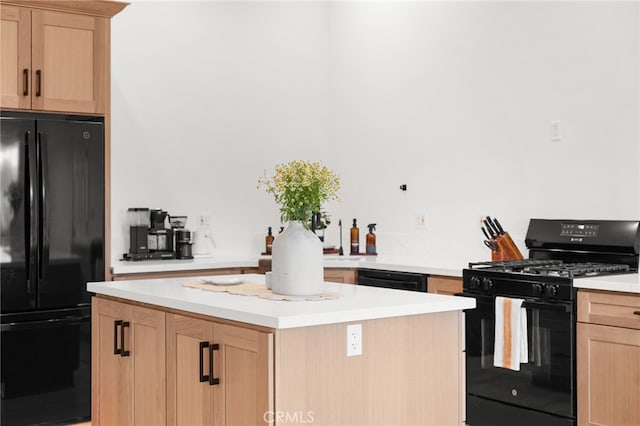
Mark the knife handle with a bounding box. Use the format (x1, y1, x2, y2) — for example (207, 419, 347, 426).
(483, 219, 497, 238)
(481, 227, 492, 241)
(493, 217, 505, 235)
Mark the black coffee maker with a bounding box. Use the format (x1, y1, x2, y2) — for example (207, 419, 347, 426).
(123, 208, 177, 261)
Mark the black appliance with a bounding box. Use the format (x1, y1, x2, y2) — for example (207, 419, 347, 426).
(1, 111, 104, 425)
(358, 268, 427, 292)
(123, 208, 178, 261)
(462, 219, 639, 426)
(174, 228, 193, 259)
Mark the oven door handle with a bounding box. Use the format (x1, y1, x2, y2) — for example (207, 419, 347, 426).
(522, 300, 572, 313)
(461, 293, 573, 313)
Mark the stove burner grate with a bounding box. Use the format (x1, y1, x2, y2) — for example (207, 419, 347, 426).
(468, 259, 631, 278)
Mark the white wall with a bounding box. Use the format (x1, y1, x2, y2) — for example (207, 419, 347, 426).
(111, 1, 331, 262)
(111, 1, 639, 264)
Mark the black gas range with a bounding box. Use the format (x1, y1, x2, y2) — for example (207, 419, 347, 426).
(462, 219, 639, 426)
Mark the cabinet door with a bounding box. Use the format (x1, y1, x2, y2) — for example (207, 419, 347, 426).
(577, 322, 640, 426)
(130, 303, 166, 426)
(214, 323, 273, 426)
(166, 314, 216, 426)
(31, 10, 105, 113)
(93, 298, 166, 426)
(0, 6, 31, 109)
(428, 276, 462, 296)
(93, 297, 133, 426)
(324, 268, 357, 284)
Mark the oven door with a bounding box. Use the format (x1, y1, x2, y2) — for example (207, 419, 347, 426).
(464, 293, 575, 419)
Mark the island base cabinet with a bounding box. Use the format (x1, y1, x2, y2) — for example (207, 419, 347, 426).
(577, 322, 640, 426)
(92, 297, 166, 426)
(274, 311, 465, 426)
(166, 314, 274, 426)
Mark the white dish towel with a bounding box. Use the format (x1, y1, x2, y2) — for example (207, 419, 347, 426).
(494, 296, 528, 371)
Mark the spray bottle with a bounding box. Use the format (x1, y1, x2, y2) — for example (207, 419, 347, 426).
(366, 224, 377, 254)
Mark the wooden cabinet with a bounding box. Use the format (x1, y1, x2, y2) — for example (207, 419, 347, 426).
(428, 275, 462, 296)
(93, 296, 273, 426)
(92, 297, 166, 426)
(166, 314, 273, 426)
(323, 268, 357, 284)
(577, 290, 640, 426)
(1, 3, 113, 113)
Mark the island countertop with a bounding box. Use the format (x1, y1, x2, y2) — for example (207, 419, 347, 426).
(88, 273, 476, 329)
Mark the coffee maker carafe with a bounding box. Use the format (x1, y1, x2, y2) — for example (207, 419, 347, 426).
(148, 209, 173, 252)
(170, 215, 193, 259)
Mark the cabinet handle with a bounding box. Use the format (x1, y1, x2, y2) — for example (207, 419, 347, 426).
(35, 70, 41, 97)
(114, 320, 122, 355)
(23, 69, 29, 96)
(634, 311, 640, 316)
(199, 341, 210, 382)
(120, 321, 130, 357)
(209, 343, 220, 386)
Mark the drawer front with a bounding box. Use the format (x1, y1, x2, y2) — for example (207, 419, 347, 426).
(578, 290, 640, 329)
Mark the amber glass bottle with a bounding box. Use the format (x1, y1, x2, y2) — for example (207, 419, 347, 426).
(265, 227, 274, 254)
(350, 219, 359, 255)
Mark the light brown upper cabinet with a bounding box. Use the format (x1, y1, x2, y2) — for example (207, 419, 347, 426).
(0, 2, 122, 114)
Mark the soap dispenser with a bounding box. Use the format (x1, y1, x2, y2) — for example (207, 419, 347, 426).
(265, 227, 274, 255)
(366, 224, 377, 254)
(350, 218, 360, 255)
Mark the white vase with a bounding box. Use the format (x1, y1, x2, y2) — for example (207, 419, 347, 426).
(271, 220, 324, 296)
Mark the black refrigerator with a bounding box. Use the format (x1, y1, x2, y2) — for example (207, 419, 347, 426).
(1, 110, 104, 425)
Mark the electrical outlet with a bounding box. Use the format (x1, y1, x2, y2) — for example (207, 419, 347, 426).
(551, 120, 562, 142)
(347, 324, 362, 357)
(197, 213, 211, 228)
(416, 212, 427, 229)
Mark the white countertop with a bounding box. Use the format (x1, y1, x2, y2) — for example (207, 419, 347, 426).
(88, 273, 476, 329)
(111, 254, 468, 277)
(574, 273, 640, 294)
(111, 256, 259, 274)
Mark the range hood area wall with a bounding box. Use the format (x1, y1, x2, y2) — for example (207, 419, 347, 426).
(110, 1, 639, 265)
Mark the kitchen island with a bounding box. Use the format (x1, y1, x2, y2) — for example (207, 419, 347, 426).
(88, 274, 475, 425)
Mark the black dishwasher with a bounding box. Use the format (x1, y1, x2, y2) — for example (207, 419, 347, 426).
(358, 269, 427, 292)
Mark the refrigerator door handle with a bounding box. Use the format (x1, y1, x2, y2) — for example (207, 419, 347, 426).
(26, 130, 37, 296)
(37, 132, 49, 281)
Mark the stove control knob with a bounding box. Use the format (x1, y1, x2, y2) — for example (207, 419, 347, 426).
(482, 278, 494, 291)
(546, 284, 559, 297)
(469, 276, 481, 289)
(533, 283, 545, 296)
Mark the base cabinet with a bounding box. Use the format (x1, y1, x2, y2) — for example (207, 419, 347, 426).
(93, 297, 273, 426)
(577, 290, 640, 426)
(428, 275, 462, 296)
(323, 268, 357, 284)
(166, 314, 273, 426)
(92, 297, 166, 426)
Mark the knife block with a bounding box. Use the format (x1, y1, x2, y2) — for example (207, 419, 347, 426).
(491, 233, 524, 261)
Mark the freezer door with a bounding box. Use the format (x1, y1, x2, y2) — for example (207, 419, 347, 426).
(1, 307, 92, 424)
(0, 116, 37, 312)
(36, 118, 104, 309)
